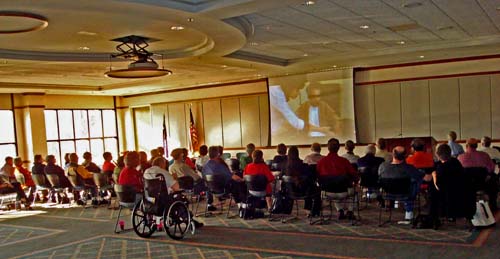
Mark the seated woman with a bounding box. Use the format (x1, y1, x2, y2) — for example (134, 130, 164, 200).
(283, 146, 321, 216)
(169, 148, 203, 193)
(244, 150, 275, 210)
(431, 144, 473, 226)
(272, 143, 288, 171)
(0, 174, 31, 209)
(14, 157, 36, 201)
(113, 155, 125, 184)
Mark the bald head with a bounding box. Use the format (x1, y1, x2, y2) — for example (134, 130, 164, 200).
(392, 146, 406, 162)
(365, 144, 376, 155)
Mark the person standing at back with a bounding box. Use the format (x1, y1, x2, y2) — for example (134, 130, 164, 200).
(240, 143, 255, 172)
(448, 131, 464, 158)
(375, 138, 392, 162)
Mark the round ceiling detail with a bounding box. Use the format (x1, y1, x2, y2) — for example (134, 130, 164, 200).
(0, 11, 48, 34)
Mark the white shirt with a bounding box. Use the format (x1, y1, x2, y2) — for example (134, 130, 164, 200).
(375, 149, 392, 162)
(308, 106, 324, 137)
(478, 147, 500, 161)
(269, 85, 304, 134)
(143, 166, 177, 192)
(195, 155, 209, 169)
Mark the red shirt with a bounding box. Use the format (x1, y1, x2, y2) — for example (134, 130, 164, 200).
(185, 157, 196, 170)
(102, 161, 116, 172)
(316, 153, 357, 178)
(118, 167, 143, 193)
(15, 166, 35, 187)
(243, 163, 275, 194)
(406, 151, 434, 169)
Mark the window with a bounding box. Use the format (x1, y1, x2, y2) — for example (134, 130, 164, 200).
(0, 110, 16, 159)
(45, 109, 118, 167)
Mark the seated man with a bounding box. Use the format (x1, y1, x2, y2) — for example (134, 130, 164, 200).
(342, 140, 360, 164)
(195, 145, 209, 171)
(14, 157, 36, 201)
(303, 142, 324, 165)
(478, 136, 500, 162)
(406, 138, 435, 170)
(378, 146, 424, 224)
(169, 148, 201, 182)
(448, 131, 464, 158)
(101, 152, 116, 177)
(0, 174, 31, 209)
(144, 157, 178, 193)
(82, 152, 101, 173)
(357, 144, 385, 202)
(202, 146, 240, 211)
(0, 156, 16, 183)
(44, 155, 72, 189)
(66, 153, 98, 204)
(317, 138, 358, 220)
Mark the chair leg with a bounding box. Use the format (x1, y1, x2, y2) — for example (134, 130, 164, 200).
(114, 206, 122, 233)
(194, 195, 201, 216)
(226, 195, 233, 218)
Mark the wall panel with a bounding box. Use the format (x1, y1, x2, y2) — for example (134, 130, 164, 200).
(202, 100, 223, 146)
(401, 80, 430, 137)
(429, 78, 460, 140)
(133, 106, 153, 151)
(491, 75, 500, 139)
(459, 75, 491, 138)
(167, 103, 188, 149)
(374, 83, 401, 139)
(354, 85, 376, 143)
(221, 98, 242, 148)
(240, 96, 261, 146)
(259, 95, 270, 146)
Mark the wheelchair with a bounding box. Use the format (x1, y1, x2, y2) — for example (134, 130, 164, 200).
(132, 177, 195, 240)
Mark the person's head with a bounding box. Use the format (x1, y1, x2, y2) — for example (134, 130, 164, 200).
(150, 149, 159, 159)
(69, 153, 79, 163)
(199, 145, 208, 156)
(83, 152, 92, 161)
(246, 143, 256, 155)
(365, 144, 376, 155)
(311, 142, 321, 153)
(181, 148, 189, 158)
(14, 157, 23, 167)
(170, 148, 184, 161)
(481, 136, 492, 148)
(436, 144, 452, 162)
(228, 158, 240, 172)
(277, 143, 287, 155)
(139, 151, 148, 163)
(103, 152, 112, 162)
(345, 140, 355, 152)
(280, 74, 308, 101)
(392, 146, 406, 162)
(306, 85, 322, 107)
(157, 147, 165, 156)
(287, 146, 300, 161)
(376, 138, 386, 150)
(327, 138, 340, 153)
(116, 156, 125, 168)
(411, 138, 426, 152)
(34, 154, 43, 163)
(252, 150, 264, 164)
(63, 153, 71, 164)
(45, 155, 56, 165)
(151, 156, 167, 170)
(124, 151, 140, 168)
(208, 146, 220, 159)
(448, 131, 458, 142)
(5, 156, 13, 165)
(466, 138, 479, 150)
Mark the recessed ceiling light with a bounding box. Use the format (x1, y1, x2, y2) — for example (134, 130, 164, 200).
(265, 25, 272, 31)
(402, 2, 422, 8)
(78, 46, 90, 51)
(303, 53, 309, 57)
(221, 65, 228, 68)
(187, 18, 194, 22)
(360, 25, 370, 29)
(304, 1, 315, 6)
(419, 55, 425, 58)
(77, 31, 97, 36)
(332, 65, 337, 68)
(170, 26, 184, 31)
(397, 40, 406, 45)
(249, 42, 259, 46)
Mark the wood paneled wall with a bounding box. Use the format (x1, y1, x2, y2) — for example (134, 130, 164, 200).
(355, 74, 500, 142)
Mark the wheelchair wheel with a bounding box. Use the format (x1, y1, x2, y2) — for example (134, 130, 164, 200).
(163, 200, 191, 240)
(132, 200, 156, 238)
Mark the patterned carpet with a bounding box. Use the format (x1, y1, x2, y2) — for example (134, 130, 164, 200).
(0, 223, 63, 248)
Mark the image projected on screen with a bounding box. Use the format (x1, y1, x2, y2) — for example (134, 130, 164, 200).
(268, 70, 355, 145)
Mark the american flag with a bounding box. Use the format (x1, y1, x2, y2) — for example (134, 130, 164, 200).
(162, 114, 169, 158)
(189, 107, 199, 152)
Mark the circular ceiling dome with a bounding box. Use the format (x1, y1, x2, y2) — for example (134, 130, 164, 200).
(0, 11, 48, 34)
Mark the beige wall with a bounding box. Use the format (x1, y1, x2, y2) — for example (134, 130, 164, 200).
(355, 58, 500, 143)
(0, 94, 11, 109)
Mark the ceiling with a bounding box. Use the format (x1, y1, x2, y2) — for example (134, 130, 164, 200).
(1, 0, 500, 95)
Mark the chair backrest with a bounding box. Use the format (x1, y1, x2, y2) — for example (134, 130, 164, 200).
(46, 174, 61, 188)
(318, 175, 349, 193)
(244, 174, 268, 192)
(358, 166, 379, 187)
(464, 167, 488, 191)
(205, 174, 226, 194)
(177, 175, 194, 190)
(114, 184, 136, 203)
(378, 177, 412, 195)
(67, 174, 81, 188)
(236, 152, 247, 160)
(93, 173, 109, 188)
(32, 173, 48, 187)
(282, 175, 308, 198)
(222, 153, 231, 160)
(144, 178, 166, 200)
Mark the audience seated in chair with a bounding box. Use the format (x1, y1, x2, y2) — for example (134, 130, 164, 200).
(342, 140, 360, 164)
(14, 157, 35, 200)
(102, 152, 116, 178)
(144, 157, 179, 194)
(272, 143, 288, 172)
(406, 138, 435, 169)
(195, 145, 209, 171)
(117, 151, 143, 196)
(45, 155, 72, 189)
(240, 143, 255, 172)
(375, 138, 392, 162)
(82, 152, 101, 173)
(303, 142, 324, 165)
(357, 144, 385, 203)
(244, 150, 275, 210)
(378, 146, 424, 224)
(0, 173, 31, 209)
(317, 138, 358, 220)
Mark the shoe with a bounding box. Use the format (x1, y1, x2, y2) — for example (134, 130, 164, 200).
(338, 209, 345, 220)
(346, 211, 355, 220)
(91, 200, 99, 206)
(397, 220, 411, 225)
(99, 200, 109, 205)
(207, 205, 217, 212)
(76, 200, 85, 206)
(193, 220, 204, 228)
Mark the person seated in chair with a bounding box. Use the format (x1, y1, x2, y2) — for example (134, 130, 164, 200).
(272, 143, 288, 171)
(357, 144, 385, 203)
(227, 158, 247, 206)
(14, 157, 36, 201)
(303, 142, 324, 165)
(44, 155, 72, 189)
(342, 140, 360, 164)
(244, 150, 275, 210)
(406, 138, 435, 170)
(118, 151, 144, 203)
(102, 152, 116, 177)
(82, 152, 101, 173)
(284, 146, 321, 217)
(0, 173, 31, 209)
(31, 154, 46, 177)
(67, 153, 98, 204)
(1, 156, 16, 184)
(240, 143, 255, 172)
(144, 157, 179, 194)
(317, 138, 358, 220)
(195, 145, 209, 171)
(378, 146, 424, 224)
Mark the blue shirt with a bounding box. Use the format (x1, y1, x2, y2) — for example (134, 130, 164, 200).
(448, 141, 464, 157)
(202, 159, 232, 184)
